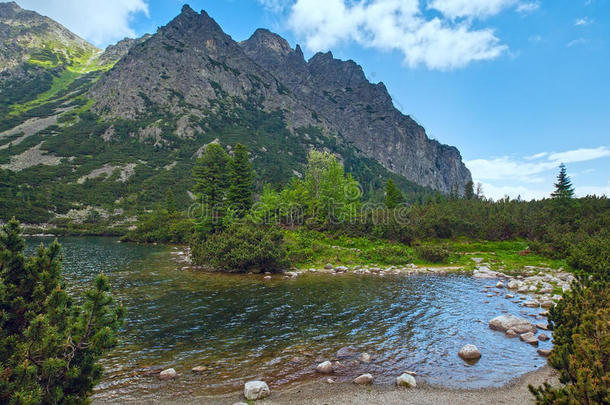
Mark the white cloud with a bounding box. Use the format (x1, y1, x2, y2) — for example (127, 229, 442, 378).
(16, 0, 149, 47)
(516, 2, 540, 13)
(548, 147, 610, 163)
(574, 17, 593, 26)
(567, 38, 588, 47)
(466, 146, 610, 200)
(286, 0, 508, 70)
(428, 0, 518, 19)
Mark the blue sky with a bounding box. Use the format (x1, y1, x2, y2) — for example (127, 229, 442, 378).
(15, 0, 610, 200)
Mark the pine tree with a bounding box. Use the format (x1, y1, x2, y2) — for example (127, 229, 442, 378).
(385, 179, 405, 209)
(165, 189, 176, 213)
(551, 163, 574, 199)
(0, 218, 124, 404)
(464, 181, 474, 200)
(227, 143, 254, 216)
(192, 143, 230, 215)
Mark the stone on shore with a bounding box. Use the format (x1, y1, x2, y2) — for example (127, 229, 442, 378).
(359, 352, 371, 363)
(537, 349, 552, 357)
(396, 373, 417, 388)
(458, 344, 482, 361)
(520, 332, 539, 346)
(353, 373, 373, 385)
(244, 381, 270, 400)
(158, 368, 177, 380)
(191, 366, 207, 373)
(523, 300, 540, 308)
(324, 263, 334, 270)
(489, 315, 536, 334)
(316, 361, 333, 374)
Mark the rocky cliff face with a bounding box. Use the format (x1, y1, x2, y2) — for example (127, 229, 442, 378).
(241, 29, 471, 192)
(91, 5, 471, 192)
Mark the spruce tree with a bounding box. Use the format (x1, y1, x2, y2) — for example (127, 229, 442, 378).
(192, 143, 230, 215)
(165, 189, 176, 213)
(551, 163, 574, 199)
(464, 180, 474, 200)
(227, 143, 254, 216)
(385, 178, 405, 209)
(0, 218, 124, 404)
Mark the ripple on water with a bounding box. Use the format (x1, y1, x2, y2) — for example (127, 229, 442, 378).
(26, 237, 552, 401)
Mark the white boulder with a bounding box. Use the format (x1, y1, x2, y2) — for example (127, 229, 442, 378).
(396, 373, 417, 388)
(244, 381, 270, 400)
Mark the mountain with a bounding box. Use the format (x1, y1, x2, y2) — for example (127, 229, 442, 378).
(0, 3, 471, 226)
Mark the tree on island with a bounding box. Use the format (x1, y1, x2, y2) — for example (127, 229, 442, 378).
(0, 219, 124, 404)
(227, 143, 254, 216)
(551, 163, 574, 199)
(385, 178, 405, 209)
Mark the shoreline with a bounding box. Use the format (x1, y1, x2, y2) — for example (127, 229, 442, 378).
(96, 365, 558, 404)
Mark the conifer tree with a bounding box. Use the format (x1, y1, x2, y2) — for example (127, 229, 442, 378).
(0, 218, 124, 404)
(551, 163, 574, 199)
(464, 180, 474, 200)
(165, 189, 176, 213)
(385, 178, 405, 209)
(192, 143, 230, 214)
(227, 143, 254, 216)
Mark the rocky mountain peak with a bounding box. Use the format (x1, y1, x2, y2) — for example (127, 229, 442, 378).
(0, 1, 21, 15)
(244, 28, 294, 58)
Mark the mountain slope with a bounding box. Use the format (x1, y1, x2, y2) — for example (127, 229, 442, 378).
(241, 29, 471, 192)
(0, 3, 471, 227)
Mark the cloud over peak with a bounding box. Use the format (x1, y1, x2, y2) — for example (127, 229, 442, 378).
(260, 0, 539, 70)
(16, 0, 149, 47)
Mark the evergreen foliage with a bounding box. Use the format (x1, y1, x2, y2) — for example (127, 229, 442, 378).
(0, 218, 124, 404)
(464, 180, 475, 200)
(385, 178, 405, 209)
(551, 163, 575, 199)
(529, 278, 609, 404)
(227, 143, 254, 216)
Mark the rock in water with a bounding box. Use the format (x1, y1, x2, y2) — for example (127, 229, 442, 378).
(353, 374, 374, 385)
(359, 352, 371, 363)
(396, 373, 417, 388)
(316, 361, 333, 374)
(337, 346, 358, 358)
(191, 366, 207, 373)
(538, 333, 550, 341)
(244, 381, 270, 400)
(537, 349, 552, 357)
(489, 315, 536, 334)
(458, 344, 482, 361)
(158, 368, 177, 380)
(520, 332, 539, 346)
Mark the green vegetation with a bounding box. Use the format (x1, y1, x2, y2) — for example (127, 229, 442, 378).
(551, 163, 575, 200)
(385, 178, 405, 209)
(530, 277, 609, 404)
(0, 219, 124, 404)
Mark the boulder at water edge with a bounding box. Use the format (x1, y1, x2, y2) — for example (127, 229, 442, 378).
(489, 315, 536, 334)
(316, 361, 333, 374)
(458, 344, 482, 361)
(353, 374, 374, 384)
(337, 346, 359, 358)
(520, 332, 539, 346)
(244, 381, 270, 400)
(158, 368, 177, 380)
(396, 373, 417, 388)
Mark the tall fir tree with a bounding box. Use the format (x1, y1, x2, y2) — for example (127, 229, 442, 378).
(0, 219, 124, 404)
(165, 189, 176, 213)
(385, 178, 405, 209)
(464, 181, 474, 200)
(192, 143, 230, 212)
(227, 143, 254, 216)
(551, 163, 574, 199)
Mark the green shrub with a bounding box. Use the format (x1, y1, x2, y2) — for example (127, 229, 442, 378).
(529, 278, 609, 404)
(567, 234, 610, 279)
(191, 223, 289, 273)
(415, 245, 450, 263)
(0, 219, 124, 403)
(362, 245, 414, 265)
